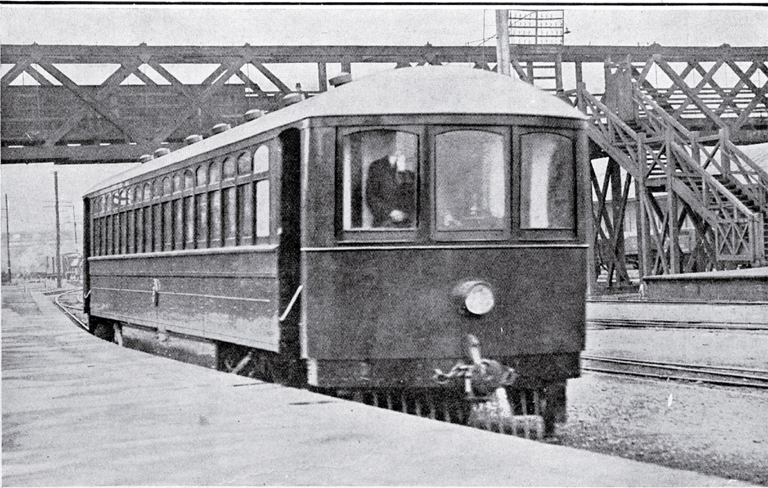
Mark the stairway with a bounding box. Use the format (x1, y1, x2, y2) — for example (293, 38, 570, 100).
(712, 174, 768, 258)
(578, 82, 768, 268)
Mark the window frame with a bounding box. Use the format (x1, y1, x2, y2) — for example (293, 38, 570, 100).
(513, 126, 579, 242)
(430, 125, 511, 242)
(335, 125, 423, 242)
(91, 138, 278, 256)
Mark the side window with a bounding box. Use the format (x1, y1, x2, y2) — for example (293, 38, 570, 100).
(342, 129, 418, 230)
(223, 156, 237, 180)
(100, 216, 107, 256)
(173, 199, 184, 250)
(184, 195, 195, 248)
(196, 192, 208, 248)
(209, 161, 221, 184)
(237, 183, 253, 245)
(127, 210, 135, 254)
(255, 180, 270, 238)
(434, 129, 507, 236)
(135, 206, 144, 253)
(153, 203, 162, 251)
(143, 206, 153, 252)
(253, 144, 270, 241)
(120, 211, 127, 254)
(209, 190, 222, 246)
(519, 132, 575, 231)
(105, 215, 113, 255)
(253, 146, 269, 173)
(237, 152, 252, 175)
(163, 201, 172, 251)
(223, 187, 236, 246)
(196, 165, 208, 187)
(184, 170, 195, 190)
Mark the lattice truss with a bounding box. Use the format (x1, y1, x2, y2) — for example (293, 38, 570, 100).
(628, 52, 768, 136)
(0, 50, 314, 153)
(580, 56, 768, 286)
(1, 44, 505, 162)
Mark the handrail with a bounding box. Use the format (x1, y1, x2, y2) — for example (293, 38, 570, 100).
(578, 81, 765, 264)
(669, 143, 757, 217)
(634, 83, 768, 211)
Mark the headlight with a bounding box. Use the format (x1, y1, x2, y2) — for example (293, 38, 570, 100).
(453, 280, 495, 316)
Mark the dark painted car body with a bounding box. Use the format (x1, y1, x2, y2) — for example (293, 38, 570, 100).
(84, 66, 589, 397)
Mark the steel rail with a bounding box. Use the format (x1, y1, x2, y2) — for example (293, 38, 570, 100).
(582, 354, 768, 389)
(587, 319, 768, 331)
(53, 289, 88, 331)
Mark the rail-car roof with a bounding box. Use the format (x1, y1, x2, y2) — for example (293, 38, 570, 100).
(86, 66, 586, 196)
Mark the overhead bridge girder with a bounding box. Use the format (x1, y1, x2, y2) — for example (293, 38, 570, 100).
(2, 43, 767, 165)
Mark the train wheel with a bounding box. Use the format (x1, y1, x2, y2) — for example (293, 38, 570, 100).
(91, 320, 114, 342)
(218, 344, 255, 377)
(542, 381, 567, 437)
(112, 324, 123, 346)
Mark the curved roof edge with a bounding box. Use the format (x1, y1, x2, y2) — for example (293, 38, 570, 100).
(86, 66, 586, 196)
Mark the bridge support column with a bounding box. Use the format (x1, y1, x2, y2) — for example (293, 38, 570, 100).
(636, 137, 652, 280)
(665, 128, 681, 274)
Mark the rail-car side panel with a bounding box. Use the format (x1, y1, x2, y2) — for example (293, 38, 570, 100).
(88, 249, 280, 350)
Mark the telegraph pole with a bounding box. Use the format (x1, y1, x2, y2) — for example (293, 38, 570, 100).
(495, 10, 511, 77)
(54, 172, 62, 288)
(5, 194, 11, 283)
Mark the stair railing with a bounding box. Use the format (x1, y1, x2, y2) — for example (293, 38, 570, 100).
(635, 88, 768, 212)
(577, 83, 765, 265)
(632, 85, 765, 264)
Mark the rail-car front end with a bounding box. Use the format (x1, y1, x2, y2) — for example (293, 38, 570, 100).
(297, 69, 590, 434)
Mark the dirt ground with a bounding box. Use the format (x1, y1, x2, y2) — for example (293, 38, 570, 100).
(553, 372, 768, 485)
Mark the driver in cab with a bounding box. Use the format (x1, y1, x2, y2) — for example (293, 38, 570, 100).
(366, 152, 416, 228)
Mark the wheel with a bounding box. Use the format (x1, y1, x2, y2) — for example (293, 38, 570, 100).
(542, 381, 567, 437)
(112, 324, 124, 346)
(91, 321, 114, 342)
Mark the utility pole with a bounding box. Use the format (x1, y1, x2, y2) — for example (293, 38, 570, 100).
(72, 207, 78, 245)
(54, 172, 62, 288)
(5, 194, 11, 283)
(495, 10, 511, 77)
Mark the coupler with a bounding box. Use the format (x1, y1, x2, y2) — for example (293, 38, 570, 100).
(433, 334, 545, 439)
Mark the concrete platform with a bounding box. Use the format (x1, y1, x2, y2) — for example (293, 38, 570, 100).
(643, 266, 768, 302)
(2, 289, 747, 486)
(587, 298, 768, 329)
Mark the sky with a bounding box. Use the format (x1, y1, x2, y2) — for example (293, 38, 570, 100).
(2, 5, 768, 265)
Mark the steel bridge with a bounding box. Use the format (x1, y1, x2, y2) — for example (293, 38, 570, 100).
(2, 43, 767, 286)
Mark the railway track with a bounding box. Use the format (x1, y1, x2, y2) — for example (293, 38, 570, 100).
(582, 355, 768, 389)
(587, 318, 768, 331)
(53, 289, 88, 331)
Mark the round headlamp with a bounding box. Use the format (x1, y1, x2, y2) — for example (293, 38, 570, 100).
(453, 280, 495, 316)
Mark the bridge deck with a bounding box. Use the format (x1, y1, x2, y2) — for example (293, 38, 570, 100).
(1, 287, 740, 486)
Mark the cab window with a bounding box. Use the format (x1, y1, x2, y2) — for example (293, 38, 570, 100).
(435, 130, 506, 230)
(433, 128, 509, 240)
(341, 129, 418, 231)
(519, 131, 575, 231)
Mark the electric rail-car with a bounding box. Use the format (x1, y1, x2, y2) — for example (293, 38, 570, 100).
(83, 66, 589, 435)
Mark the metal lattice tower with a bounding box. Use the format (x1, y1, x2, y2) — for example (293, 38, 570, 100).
(508, 10, 566, 45)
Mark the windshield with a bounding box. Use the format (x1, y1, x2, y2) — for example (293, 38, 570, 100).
(435, 129, 507, 232)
